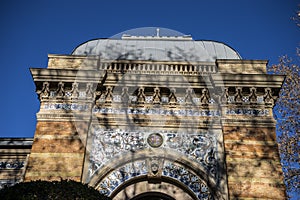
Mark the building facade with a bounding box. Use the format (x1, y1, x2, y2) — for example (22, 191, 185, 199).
(0, 138, 32, 189)
(1, 30, 286, 199)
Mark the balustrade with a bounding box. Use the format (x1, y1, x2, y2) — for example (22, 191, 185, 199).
(94, 61, 216, 74)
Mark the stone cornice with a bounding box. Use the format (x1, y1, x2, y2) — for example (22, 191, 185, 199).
(30, 68, 105, 83)
(212, 73, 285, 88)
(216, 59, 268, 65)
(0, 138, 33, 147)
(48, 54, 216, 66)
(216, 59, 268, 74)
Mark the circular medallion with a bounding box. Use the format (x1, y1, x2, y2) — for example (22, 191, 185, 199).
(147, 133, 163, 148)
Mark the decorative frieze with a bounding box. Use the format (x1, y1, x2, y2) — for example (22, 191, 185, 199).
(225, 108, 270, 116)
(98, 160, 148, 196)
(221, 87, 276, 106)
(163, 161, 212, 199)
(37, 81, 96, 101)
(41, 103, 270, 117)
(88, 128, 218, 181)
(98, 94, 214, 107)
(0, 161, 24, 169)
(0, 180, 17, 190)
(36, 80, 278, 111)
(92, 107, 221, 117)
(43, 103, 90, 111)
(97, 159, 213, 199)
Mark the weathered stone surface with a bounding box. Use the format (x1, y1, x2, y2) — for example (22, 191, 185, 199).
(228, 180, 286, 199)
(48, 55, 87, 69)
(31, 138, 85, 153)
(223, 126, 277, 141)
(226, 160, 283, 179)
(24, 175, 81, 182)
(0, 138, 33, 188)
(217, 59, 268, 74)
(25, 153, 84, 181)
(26, 155, 84, 172)
(0, 170, 24, 179)
(24, 121, 87, 182)
(223, 126, 286, 199)
(35, 121, 78, 135)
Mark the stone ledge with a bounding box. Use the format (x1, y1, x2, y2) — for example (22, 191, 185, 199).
(228, 180, 286, 199)
(25, 170, 81, 177)
(29, 153, 84, 158)
(216, 59, 268, 74)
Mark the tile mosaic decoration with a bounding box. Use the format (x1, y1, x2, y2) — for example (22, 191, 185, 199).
(88, 128, 218, 181)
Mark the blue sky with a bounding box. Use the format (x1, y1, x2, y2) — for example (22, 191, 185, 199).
(0, 0, 299, 138)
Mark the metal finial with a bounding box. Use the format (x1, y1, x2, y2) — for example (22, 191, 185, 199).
(156, 28, 160, 37)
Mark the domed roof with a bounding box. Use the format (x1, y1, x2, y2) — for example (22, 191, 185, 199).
(72, 28, 241, 62)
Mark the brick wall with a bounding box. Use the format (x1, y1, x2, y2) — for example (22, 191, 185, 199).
(223, 126, 286, 199)
(24, 121, 88, 182)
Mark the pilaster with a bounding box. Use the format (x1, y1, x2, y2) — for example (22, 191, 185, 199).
(25, 67, 105, 182)
(216, 60, 286, 199)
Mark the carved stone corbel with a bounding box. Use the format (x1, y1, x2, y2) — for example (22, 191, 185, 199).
(200, 88, 210, 106)
(185, 88, 194, 105)
(249, 87, 257, 104)
(234, 87, 243, 104)
(71, 82, 79, 99)
(168, 88, 177, 107)
(121, 87, 130, 106)
(153, 87, 161, 104)
(264, 88, 274, 106)
(38, 82, 50, 100)
(137, 87, 145, 105)
(86, 83, 94, 99)
(56, 82, 64, 99)
(105, 86, 113, 104)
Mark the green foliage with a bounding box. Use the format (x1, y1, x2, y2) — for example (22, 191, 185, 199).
(0, 180, 111, 200)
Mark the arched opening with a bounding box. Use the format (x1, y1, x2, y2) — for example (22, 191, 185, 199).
(111, 180, 194, 200)
(130, 191, 175, 200)
(86, 147, 225, 199)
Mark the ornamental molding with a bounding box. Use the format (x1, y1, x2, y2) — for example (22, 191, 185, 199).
(212, 73, 285, 88)
(35, 80, 279, 108)
(36, 113, 91, 121)
(93, 107, 221, 117)
(30, 68, 105, 82)
(42, 103, 90, 111)
(221, 118, 277, 126)
(95, 159, 217, 199)
(0, 161, 24, 169)
(86, 128, 220, 184)
(224, 108, 270, 116)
